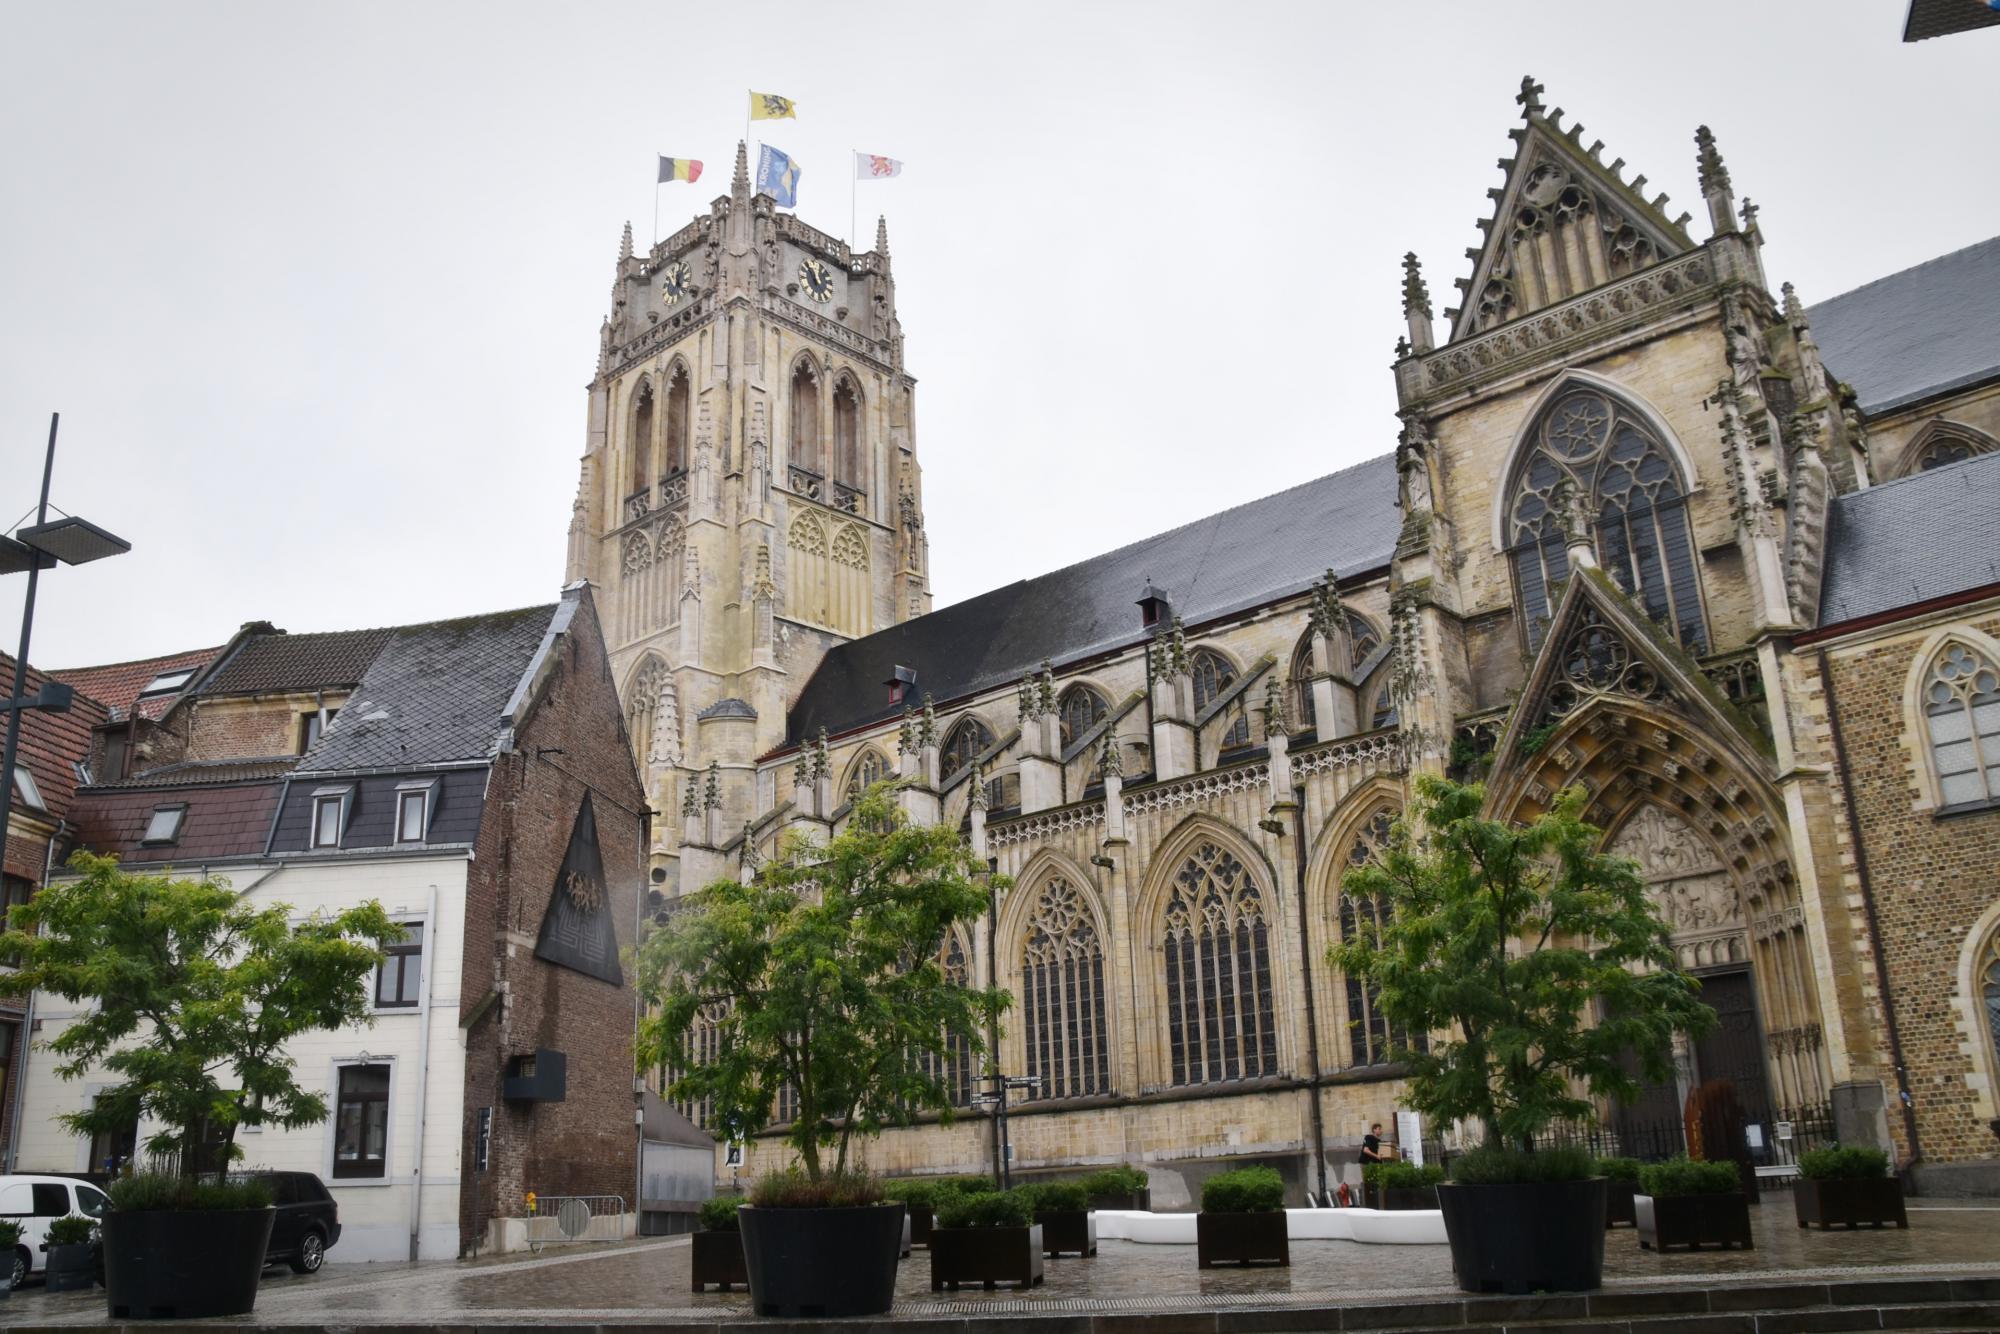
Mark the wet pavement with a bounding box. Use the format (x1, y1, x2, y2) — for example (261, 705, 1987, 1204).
(9, 1198, 1997, 1326)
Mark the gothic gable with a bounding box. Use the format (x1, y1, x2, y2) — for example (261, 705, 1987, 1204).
(1449, 78, 1696, 341)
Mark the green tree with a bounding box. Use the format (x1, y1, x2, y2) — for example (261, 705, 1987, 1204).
(636, 783, 1009, 1180)
(0, 854, 400, 1180)
(1330, 775, 1712, 1153)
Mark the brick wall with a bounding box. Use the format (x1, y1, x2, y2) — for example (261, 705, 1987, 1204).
(1821, 608, 2000, 1164)
(458, 594, 647, 1252)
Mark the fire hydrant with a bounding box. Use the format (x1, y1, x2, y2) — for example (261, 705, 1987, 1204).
(525, 1191, 538, 1217)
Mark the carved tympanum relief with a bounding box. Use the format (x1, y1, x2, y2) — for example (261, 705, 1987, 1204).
(1608, 803, 1745, 967)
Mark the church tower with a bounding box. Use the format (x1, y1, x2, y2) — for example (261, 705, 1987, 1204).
(565, 143, 930, 886)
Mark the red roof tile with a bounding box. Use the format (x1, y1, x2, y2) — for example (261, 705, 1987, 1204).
(2, 652, 112, 828)
(52, 645, 221, 722)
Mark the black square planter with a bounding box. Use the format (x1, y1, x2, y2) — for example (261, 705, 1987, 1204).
(103, 1207, 275, 1319)
(1437, 1178, 1607, 1294)
(907, 1202, 934, 1247)
(1604, 1180, 1639, 1228)
(1035, 1209, 1097, 1257)
(1794, 1177, 1908, 1230)
(45, 1243, 95, 1293)
(1195, 1211, 1289, 1267)
(1635, 1192, 1753, 1251)
(690, 1230, 748, 1291)
(928, 1224, 1045, 1290)
(1088, 1187, 1150, 1212)
(1381, 1185, 1440, 1211)
(738, 1203, 903, 1318)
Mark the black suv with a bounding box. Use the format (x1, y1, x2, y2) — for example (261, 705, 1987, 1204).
(236, 1172, 341, 1274)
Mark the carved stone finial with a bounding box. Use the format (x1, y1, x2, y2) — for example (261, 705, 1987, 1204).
(751, 543, 776, 600)
(619, 220, 634, 262)
(1781, 281, 1805, 322)
(793, 748, 809, 791)
(681, 772, 700, 820)
(1037, 659, 1057, 715)
(969, 759, 988, 810)
(1739, 196, 1760, 229)
(731, 140, 750, 195)
(1261, 675, 1291, 736)
(1401, 252, 1432, 319)
(1516, 75, 1545, 117)
(1016, 677, 1035, 724)
(875, 214, 890, 256)
(740, 821, 758, 868)
(1694, 125, 1731, 196)
(703, 759, 721, 811)
(1308, 568, 1347, 642)
(918, 696, 938, 748)
(1098, 722, 1122, 779)
(813, 728, 832, 782)
(1168, 616, 1191, 676)
(898, 709, 916, 757)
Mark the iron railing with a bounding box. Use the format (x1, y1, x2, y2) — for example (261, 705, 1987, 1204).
(524, 1194, 626, 1251)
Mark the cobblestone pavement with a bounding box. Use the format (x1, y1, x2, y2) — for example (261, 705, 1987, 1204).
(10, 1199, 1997, 1325)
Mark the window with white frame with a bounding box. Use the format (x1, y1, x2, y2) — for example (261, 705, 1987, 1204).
(11, 765, 44, 812)
(332, 1063, 390, 1178)
(394, 780, 434, 844)
(311, 787, 351, 849)
(374, 922, 424, 1008)
(1923, 641, 2000, 810)
(142, 805, 186, 845)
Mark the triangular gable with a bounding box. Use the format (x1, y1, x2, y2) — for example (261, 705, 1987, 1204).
(1449, 80, 1696, 342)
(1485, 568, 1772, 800)
(534, 793, 624, 986)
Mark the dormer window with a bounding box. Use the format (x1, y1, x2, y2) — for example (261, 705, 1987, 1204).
(395, 779, 438, 844)
(11, 765, 44, 812)
(137, 668, 195, 699)
(885, 665, 917, 707)
(299, 708, 339, 754)
(311, 785, 354, 849)
(1137, 581, 1172, 631)
(142, 804, 187, 846)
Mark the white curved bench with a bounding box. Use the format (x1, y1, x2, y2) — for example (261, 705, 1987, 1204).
(1102, 1208, 1445, 1245)
(1122, 1211, 1199, 1245)
(1346, 1207, 1447, 1244)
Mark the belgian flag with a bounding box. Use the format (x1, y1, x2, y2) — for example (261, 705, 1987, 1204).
(657, 156, 703, 184)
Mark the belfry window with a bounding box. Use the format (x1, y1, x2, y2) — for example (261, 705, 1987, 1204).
(630, 380, 655, 493)
(790, 360, 821, 477)
(1021, 878, 1110, 1100)
(1162, 841, 1276, 1085)
(1923, 641, 2000, 810)
(832, 377, 861, 489)
(663, 362, 690, 477)
(1506, 388, 1706, 653)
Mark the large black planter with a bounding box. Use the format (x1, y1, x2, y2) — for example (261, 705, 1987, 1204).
(1437, 1178, 1606, 1294)
(103, 1207, 274, 1319)
(1381, 1185, 1440, 1211)
(929, 1224, 1045, 1290)
(690, 1230, 748, 1292)
(907, 1202, 934, 1247)
(1195, 1212, 1289, 1268)
(1635, 1193, 1753, 1251)
(1035, 1209, 1097, 1257)
(45, 1243, 95, 1293)
(1604, 1180, 1639, 1228)
(737, 1204, 903, 1318)
(1794, 1178, 1908, 1230)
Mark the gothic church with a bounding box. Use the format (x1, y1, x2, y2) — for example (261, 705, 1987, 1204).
(566, 80, 2000, 1199)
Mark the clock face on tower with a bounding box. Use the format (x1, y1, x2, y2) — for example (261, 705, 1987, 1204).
(661, 259, 692, 306)
(798, 257, 835, 303)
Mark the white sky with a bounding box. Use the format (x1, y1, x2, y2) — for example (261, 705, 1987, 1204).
(2, 1, 1993, 669)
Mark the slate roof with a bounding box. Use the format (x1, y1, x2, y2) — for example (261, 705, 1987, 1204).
(198, 626, 395, 697)
(296, 604, 557, 771)
(52, 645, 222, 722)
(2, 653, 111, 838)
(1808, 235, 2000, 416)
(785, 454, 1400, 746)
(1818, 450, 2000, 629)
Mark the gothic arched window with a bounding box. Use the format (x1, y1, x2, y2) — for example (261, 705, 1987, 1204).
(1981, 930, 2000, 1096)
(1021, 878, 1110, 1100)
(845, 746, 892, 799)
(1290, 614, 1381, 732)
(1507, 388, 1706, 653)
(630, 379, 655, 493)
(669, 1000, 729, 1130)
(1191, 648, 1251, 752)
(790, 359, 822, 477)
(1162, 841, 1276, 1085)
(1057, 684, 1108, 750)
(664, 361, 690, 477)
(1334, 806, 1424, 1068)
(1923, 641, 2000, 810)
(916, 932, 976, 1107)
(832, 376, 861, 489)
(940, 716, 993, 782)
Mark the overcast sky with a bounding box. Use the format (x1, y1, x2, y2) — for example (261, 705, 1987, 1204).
(2, 2, 1992, 669)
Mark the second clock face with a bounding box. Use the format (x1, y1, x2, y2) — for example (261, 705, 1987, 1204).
(661, 259, 692, 305)
(798, 257, 835, 303)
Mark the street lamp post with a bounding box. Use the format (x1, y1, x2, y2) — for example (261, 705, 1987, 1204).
(972, 1072, 1039, 1191)
(0, 412, 131, 1174)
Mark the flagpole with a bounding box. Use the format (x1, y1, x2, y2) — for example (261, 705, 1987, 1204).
(850, 150, 857, 250)
(652, 163, 661, 248)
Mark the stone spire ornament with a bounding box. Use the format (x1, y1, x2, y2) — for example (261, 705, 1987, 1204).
(1036, 659, 1057, 716)
(898, 709, 917, 757)
(731, 140, 750, 198)
(1516, 75, 1546, 117)
(918, 696, 939, 749)
(1307, 568, 1346, 643)
(875, 214, 891, 259)
(813, 728, 832, 782)
(968, 759, 988, 810)
(1694, 125, 1736, 236)
(1098, 721, 1122, 780)
(1168, 617, 1191, 677)
(1402, 252, 1435, 353)
(1261, 674, 1291, 739)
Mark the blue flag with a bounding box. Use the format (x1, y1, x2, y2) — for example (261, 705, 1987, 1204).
(755, 144, 801, 208)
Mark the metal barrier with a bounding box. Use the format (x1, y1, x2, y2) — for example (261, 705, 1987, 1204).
(524, 1194, 626, 1251)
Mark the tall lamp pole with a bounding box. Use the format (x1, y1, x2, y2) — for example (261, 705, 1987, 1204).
(0, 412, 132, 1172)
(972, 1073, 1038, 1191)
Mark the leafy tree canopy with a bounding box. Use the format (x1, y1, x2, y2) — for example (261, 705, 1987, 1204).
(635, 782, 1009, 1180)
(0, 853, 401, 1178)
(1330, 775, 1713, 1152)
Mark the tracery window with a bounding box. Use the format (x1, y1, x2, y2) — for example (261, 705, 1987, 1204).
(1162, 841, 1276, 1085)
(1191, 649, 1251, 752)
(1291, 615, 1381, 731)
(1021, 879, 1110, 1100)
(663, 361, 690, 477)
(940, 716, 994, 782)
(1335, 807, 1424, 1068)
(1982, 931, 2000, 1093)
(790, 359, 821, 476)
(626, 657, 672, 771)
(1919, 436, 1978, 471)
(669, 1001, 729, 1130)
(630, 379, 655, 492)
(917, 932, 976, 1107)
(845, 746, 892, 799)
(1923, 641, 2000, 810)
(1057, 684, 1109, 750)
(832, 376, 861, 488)
(1507, 388, 1706, 654)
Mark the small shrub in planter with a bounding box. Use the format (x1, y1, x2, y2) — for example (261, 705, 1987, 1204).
(102, 1174, 275, 1318)
(884, 1179, 949, 1246)
(43, 1215, 97, 1293)
(1795, 1146, 1906, 1231)
(1079, 1164, 1150, 1211)
(690, 1195, 747, 1292)
(1018, 1181, 1095, 1257)
(1365, 1160, 1445, 1210)
(0, 1217, 19, 1296)
(1635, 1157, 1752, 1252)
(928, 1188, 1043, 1290)
(1196, 1166, 1288, 1268)
(1597, 1158, 1642, 1228)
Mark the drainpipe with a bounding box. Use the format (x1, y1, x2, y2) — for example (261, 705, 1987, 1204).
(2, 819, 64, 1174)
(1816, 651, 1922, 1175)
(407, 882, 439, 1261)
(1288, 787, 1329, 1204)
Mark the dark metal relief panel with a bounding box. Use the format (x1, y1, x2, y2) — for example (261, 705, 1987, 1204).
(533, 793, 624, 985)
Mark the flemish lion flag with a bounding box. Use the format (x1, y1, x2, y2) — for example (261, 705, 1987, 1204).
(749, 90, 797, 121)
(855, 152, 903, 179)
(658, 155, 703, 184)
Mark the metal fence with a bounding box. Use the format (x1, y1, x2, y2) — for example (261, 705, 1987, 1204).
(1535, 1103, 1839, 1175)
(524, 1194, 626, 1251)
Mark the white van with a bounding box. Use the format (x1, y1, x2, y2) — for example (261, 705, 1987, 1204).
(0, 1175, 110, 1287)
